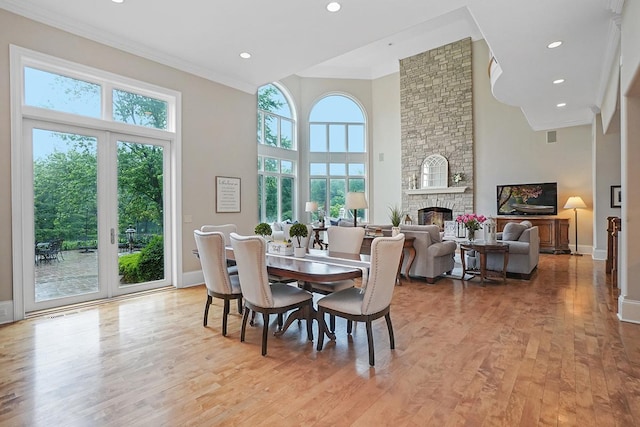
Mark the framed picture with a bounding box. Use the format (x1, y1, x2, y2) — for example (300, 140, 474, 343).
(216, 176, 241, 213)
(444, 221, 457, 238)
(610, 185, 621, 208)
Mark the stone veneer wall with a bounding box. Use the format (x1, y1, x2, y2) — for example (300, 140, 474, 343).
(400, 37, 474, 223)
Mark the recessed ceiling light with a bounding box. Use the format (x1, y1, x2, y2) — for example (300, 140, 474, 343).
(553, 79, 565, 84)
(239, 52, 251, 59)
(327, 2, 341, 12)
(547, 41, 563, 49)
(112, 0, 124, 3)
(556, 102, 567, 108)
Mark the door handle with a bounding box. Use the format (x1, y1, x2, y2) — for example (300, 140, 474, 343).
(111, 228, 115, 244)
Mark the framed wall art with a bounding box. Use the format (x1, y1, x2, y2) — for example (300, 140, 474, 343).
(216, 176, 241, 213)
(610, 185, 621, 208)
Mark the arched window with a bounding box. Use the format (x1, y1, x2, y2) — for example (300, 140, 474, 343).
(308, 94, 367, 221)
(421, 154, 448, 188)
(257, 83, 297, 222)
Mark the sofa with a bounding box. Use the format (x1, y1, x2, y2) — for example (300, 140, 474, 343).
(366, 224, 457, 283)
(480, 221, 540, 279)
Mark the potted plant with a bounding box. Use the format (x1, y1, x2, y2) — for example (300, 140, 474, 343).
(288, 223, 308, 257)
(388, 205, 403, 236)
(254, 222, 272, 240)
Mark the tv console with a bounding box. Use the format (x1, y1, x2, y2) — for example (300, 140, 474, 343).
(496, 216, 570, 254)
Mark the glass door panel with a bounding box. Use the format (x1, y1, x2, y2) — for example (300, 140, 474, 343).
(30, 127, 103, 309)
(116, 139, 167, 289)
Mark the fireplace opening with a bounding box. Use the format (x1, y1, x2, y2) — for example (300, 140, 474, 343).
(418, 207, 453, 230)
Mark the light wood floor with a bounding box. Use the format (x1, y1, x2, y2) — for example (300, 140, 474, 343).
(1, 254, 639, 426)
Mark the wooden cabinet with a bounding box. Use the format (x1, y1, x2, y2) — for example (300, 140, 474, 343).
(496, 216, 570, 254)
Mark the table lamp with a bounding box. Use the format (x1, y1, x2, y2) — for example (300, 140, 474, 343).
(563, 196, 587, 256)
(305, 201, 317, 224)
(345, 192, 368, 227)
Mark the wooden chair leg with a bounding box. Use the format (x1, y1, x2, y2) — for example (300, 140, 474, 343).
(222, 299, 230, 336)
(203, 295, 212, 327)
(277, 313, 284, 330)
(237, 297, 242, 314)
(306, 303, 313, 341)
(347, 320, 353, 334)
(385, 312, 395, 349)
(330, 315, 336, 333)
(366, 320, 375, 366)
(316, 308, 325, 351)
(250, 310, 256, 326)
(261, 313, 270, 356)
(241, 306, 249, 342)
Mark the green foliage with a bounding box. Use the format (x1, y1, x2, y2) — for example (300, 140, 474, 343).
(288, 223, 308, 247)
(137, 235, 164, 281)
(388, 205, 404, 227)
(118, 253, 141, 282)
(254, 222, 272, 237)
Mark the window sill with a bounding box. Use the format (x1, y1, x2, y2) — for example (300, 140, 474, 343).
(405, 186, 467, 195)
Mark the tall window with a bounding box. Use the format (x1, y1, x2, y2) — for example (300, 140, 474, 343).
(257, 83, 296, 222)
(309, 94, 367, 219)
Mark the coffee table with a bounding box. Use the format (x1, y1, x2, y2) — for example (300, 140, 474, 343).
(459, 241, 509, 283)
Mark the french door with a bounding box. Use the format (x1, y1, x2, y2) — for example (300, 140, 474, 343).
(23, 120, 171, 312)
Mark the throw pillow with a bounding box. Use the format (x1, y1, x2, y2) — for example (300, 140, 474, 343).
(502, 222, 527, 241)
(520, 220, 533, 229)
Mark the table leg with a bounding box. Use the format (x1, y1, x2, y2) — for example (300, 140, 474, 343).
(479, 251, 487, 284)
(502, 250, 509, 281)
(460, 247, 468, 280)
(403, 246, 416, 283)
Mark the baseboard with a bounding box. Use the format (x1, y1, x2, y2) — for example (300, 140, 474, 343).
(182, 270, 204, 288)
(592, 249, 607, 261)
(0, 300, 14, 324)
(618, 296, 640, 324)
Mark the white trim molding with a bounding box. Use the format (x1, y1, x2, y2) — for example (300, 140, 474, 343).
(618, 295, 640, 324)
(0, 301, 14, 325)
(405, 186, 467, 195)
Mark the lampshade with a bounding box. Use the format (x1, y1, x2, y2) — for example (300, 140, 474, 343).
(563, 196, 587, 210)
(305, 201, 318, 212)
(345, 192, 368, 210)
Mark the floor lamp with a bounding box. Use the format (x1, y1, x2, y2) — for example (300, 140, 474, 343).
(345, 192, 368, 227)
(563, 196, 587, 256)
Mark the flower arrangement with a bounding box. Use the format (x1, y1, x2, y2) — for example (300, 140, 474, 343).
(456, 213, 486, 232)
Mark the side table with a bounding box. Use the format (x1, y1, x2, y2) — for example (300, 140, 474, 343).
(361, 235, 416, 284)
(312, 226, 328, 250)
(459, 241, 509, 283)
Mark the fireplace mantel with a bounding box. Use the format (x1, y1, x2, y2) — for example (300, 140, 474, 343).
(405, 186, 467, 195)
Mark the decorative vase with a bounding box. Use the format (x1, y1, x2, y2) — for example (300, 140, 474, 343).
(391, 226, 400, 237)
(467, 228, 476, 242)
(294, 246, 306, 257)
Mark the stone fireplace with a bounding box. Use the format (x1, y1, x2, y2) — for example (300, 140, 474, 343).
(400, 38, 474, 223)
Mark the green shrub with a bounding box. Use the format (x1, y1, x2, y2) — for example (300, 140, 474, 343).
(137, 235, 164, 281)
(119, 252, 141, 282)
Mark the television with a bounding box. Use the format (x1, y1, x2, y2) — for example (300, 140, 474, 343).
(497, 182, 558, 216)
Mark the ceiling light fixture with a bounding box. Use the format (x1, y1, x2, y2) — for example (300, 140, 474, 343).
(547, 41, 563, 49)
(112, 0, 124, 3)
(556, 102, 567, 108)
(553, 79, 565, 84)
(327, 2, 341, 12)
(239, 52, 251, 59)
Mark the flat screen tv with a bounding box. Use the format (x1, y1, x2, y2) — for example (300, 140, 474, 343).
(497, 182, 558, 216)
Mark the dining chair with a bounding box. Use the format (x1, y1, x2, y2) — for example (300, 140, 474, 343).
(193, 230, 243, 335)
(310, 226, 365, 332)
(230, 232, 314, 356)
(201, 224, 238, 275)
(316, 233, 405, 366)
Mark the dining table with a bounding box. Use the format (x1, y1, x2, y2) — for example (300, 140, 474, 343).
(194, 247, 370, 338)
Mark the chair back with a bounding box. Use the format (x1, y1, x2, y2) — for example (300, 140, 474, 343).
(194, 230, 235, 295)
(201, 224, 237, 246)
(283, 224, 314, 249)
(361, 233, 405, 315)
(229, 233, 273, 307)
(327, 226, 365, 254)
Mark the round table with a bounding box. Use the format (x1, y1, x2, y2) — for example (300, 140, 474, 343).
(459, 241, 509, 283)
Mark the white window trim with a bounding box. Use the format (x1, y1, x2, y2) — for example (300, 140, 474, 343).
(9, 45, 183, 321)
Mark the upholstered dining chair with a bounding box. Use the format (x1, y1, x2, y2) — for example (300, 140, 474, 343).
(193, 230, 243, 336)
(201, 224, 238, 275)
(316, 233, 405, 366)
(310, 226, 366, 332)
(230, 232, 314, 356)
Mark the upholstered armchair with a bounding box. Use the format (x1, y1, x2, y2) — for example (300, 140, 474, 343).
(316, 233, 405, 366)
(487, 222, 540, 279)
(193, 230, 243, 335)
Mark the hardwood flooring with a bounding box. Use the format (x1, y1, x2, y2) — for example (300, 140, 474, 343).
(1, 254, 639, 426)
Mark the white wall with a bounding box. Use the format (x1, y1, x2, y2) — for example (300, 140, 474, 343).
(472, 40, 594, 252)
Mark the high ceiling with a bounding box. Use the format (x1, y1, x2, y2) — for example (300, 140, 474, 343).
(0, 0, 622, 131)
